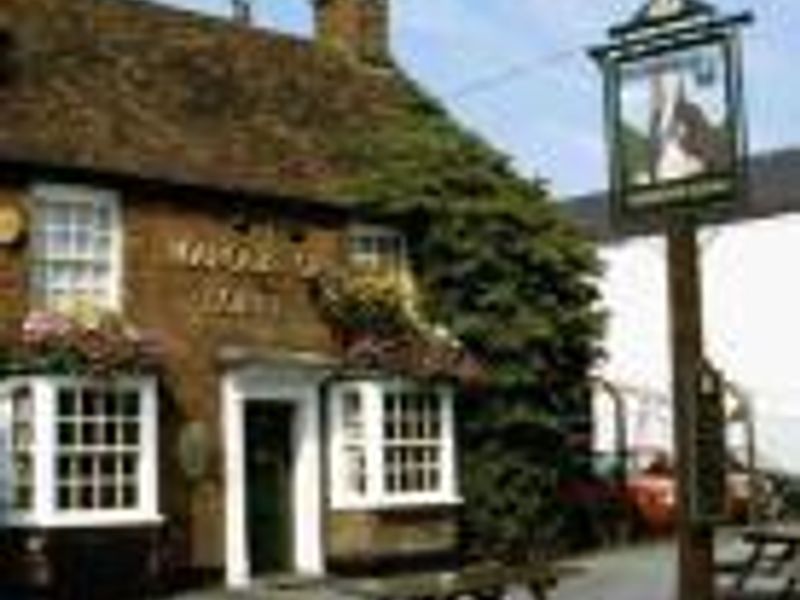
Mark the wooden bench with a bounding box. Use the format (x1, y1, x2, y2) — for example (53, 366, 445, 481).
(717, 524, 800, 599)
(336, 562, 561, 600)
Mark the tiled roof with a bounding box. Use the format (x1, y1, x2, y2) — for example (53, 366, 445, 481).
(564, 148, 800, 241)
(0, 0, 410, 204)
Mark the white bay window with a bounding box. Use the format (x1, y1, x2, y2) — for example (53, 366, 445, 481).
(0, 377, 159, 527)
(330, 380, 458, 509)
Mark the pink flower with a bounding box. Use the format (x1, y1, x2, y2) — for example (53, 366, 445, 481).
(15, 309, 165, 374)
(21, 310, 73, 344)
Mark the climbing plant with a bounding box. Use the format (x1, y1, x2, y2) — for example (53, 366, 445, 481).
(333, 73, 606, 561)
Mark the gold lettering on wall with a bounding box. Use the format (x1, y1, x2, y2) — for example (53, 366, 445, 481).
(167, 238, 278, 274)
(166, 233, 318, 319)
(188, 285, 280, 318)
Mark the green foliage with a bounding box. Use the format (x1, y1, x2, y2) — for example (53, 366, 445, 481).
(333, 73, 605, 561)
(310, 265, 415, 337)
(620, 121, 652, 186)
(2, 307, 163, 377)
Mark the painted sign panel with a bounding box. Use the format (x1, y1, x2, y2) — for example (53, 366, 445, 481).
(614, 38, 739, 212)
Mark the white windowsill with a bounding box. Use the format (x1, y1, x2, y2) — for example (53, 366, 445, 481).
(1, 511, 164, 529)
(331, 494, 463, 512)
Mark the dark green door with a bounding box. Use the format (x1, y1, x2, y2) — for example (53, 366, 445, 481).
(245, 402, 294, 574)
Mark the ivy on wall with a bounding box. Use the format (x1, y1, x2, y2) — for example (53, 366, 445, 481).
(332, 73, 606, 560)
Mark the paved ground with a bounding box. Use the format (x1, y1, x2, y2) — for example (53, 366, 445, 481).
(548, 541, 677, 600)
(5, 534, 797, 599)
(165, 543, 683, 600)
(543, 535, 798, 600)
(157, 534, 800, 599)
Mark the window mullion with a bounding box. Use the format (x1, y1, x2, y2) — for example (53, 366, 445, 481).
(33, 378, 56, 523)
(139, 378, 158, 517)
(363, 382, 384, 505)
(440, 388, 456, 500)
(108, 193, 123, 311)
(329, 390, 342, 506)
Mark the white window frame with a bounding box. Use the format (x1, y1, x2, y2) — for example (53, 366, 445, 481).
(29, 183, 123, 312)
(0, 375, 160, 528)
(347, 224, 408, 272)
(329, 378, 459, 510)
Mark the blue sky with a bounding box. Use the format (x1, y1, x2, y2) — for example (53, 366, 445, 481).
(163, 0, 800, 199)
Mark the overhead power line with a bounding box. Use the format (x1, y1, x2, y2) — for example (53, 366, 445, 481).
(447, 47, 584, 101)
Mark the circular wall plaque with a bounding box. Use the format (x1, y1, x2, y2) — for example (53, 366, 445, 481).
(0, 205, 24, 245)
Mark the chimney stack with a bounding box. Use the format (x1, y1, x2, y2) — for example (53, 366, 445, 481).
(231, 0, 253, 25)
(315, 0, 389, 65)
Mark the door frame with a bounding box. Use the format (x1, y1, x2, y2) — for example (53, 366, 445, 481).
(222, 364, 326, 588)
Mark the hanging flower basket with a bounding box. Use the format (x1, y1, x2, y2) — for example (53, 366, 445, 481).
(1, 305, 164, 376)
(342, 329, 484, 383)
(310, 265, 419, 337)
(310, 265, 484, 383)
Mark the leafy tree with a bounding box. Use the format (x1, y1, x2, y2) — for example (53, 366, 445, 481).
(334, 75, 605, 562)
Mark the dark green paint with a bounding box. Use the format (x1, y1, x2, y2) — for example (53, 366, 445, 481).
(245, 402, 294, 574)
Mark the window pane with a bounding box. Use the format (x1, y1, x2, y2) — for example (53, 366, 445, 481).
(103, 421, 119, 446)
(58, 423, 76, 447)
(57, 485, 73, 509)
(349, 228, 406, 271)
(121, 485, 137, 508)
(50, 379, 153, 516)
(122, 423, 139, 446)
(121, 454, 137, 476)
(13, 424, 33, 449)
(100, 485, 116, 509)
(58, 388, 77, 417)
(104, 390, 121, 417)
(121, 392, 139, 418)
(14, 454, 33, 482)
(31, 186, 118, 310)
(99, 455, 116, 477)
(15, 485, 33, 510)
(78, 455, 94, 477)
(345, 447, 367, 495)
(82, 389, 100, 417)
(381, 387, 445, 495)
(342, 391, 362, 439)
(12, 386, 33, 423)
(79, 485, 94, 508)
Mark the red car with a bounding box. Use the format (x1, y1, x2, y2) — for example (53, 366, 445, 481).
(625, 471, 753, 535)
(625, 474, 676, 535)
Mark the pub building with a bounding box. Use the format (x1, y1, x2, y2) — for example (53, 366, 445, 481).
(0, 0, 479, 594)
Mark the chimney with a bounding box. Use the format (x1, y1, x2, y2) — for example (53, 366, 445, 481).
(231, 0, 253, 25)
(315, 0, 390, 65)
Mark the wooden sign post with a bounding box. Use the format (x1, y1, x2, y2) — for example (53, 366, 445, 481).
(590, 1, 752, 597)
(667, 220, 713, 599)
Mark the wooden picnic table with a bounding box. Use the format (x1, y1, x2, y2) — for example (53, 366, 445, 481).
(720, 523, 800, 598)
(336, 561, 561, 600)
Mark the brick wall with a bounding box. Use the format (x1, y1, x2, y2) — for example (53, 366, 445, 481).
(327, 507, 458, 569)
(123, 187, 343, 568)
(0, 177, 458, 577)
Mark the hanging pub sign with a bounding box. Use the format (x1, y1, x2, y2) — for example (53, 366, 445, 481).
(591, 0, 752, 222)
